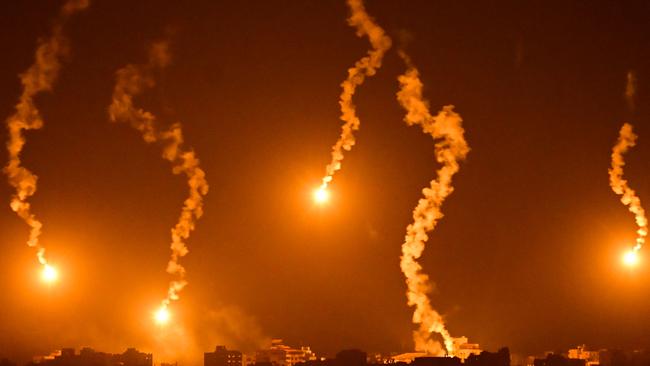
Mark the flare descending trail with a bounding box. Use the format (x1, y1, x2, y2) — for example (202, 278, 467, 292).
(609, 123, 647, 254)
(109, 41, 209, 316)
(3, 0, 89, 268)
(318, 0, 391, 194)
(396, 51, 469, 356)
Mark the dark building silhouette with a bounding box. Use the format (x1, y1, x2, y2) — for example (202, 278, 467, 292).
(599, 349, 650, 366)
(0, 359, 16, 366)
(37, 348, 152, 366)
(120, 348, 153, 366)
(205, 346, 243, 366)
(293, 359, 336, 366)
(466, 348, 510, 366)
(336, 350, 366, 366)
(535, 354, 585, 366)
(411, 357, 462, 366)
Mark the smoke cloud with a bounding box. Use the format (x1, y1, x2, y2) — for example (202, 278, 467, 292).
(109, 41, 209, 310)
(609, 123, 647, 253)
(319, 0, 392, 190)
(396, 51, 469, 355)
(3, 0, 89, 266)
(155, 305, 270, 365)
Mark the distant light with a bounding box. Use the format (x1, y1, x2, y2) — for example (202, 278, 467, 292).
(154, 306, 170, 325)
(622, 250, 640, 267)
(41, 264, 58, 283)
(313, 188, 329, 204)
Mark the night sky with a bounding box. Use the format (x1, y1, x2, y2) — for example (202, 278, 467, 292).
(1, 0, 650, 363)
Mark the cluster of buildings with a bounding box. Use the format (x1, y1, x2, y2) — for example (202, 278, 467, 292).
(528, 345, 650, 366)
(388, 339, 483, 364)
(205, 344, 650, 366)
(205, 340, 317, 366)
(5, 343, 650, 366)
(23, 348, 152, 366)
(204, 340, 493, 366)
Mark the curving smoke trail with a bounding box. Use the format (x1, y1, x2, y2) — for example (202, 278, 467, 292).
(609, 123, 647, 253)
(109, 41, 209, 312)
(396, 51, 469, 356)
(625, 71, 636, 111)
(318, 0, 392, 191)
(3, 0, 89, 267)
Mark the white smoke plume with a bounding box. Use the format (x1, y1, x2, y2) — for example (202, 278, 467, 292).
(108, 41, 209, 310)
(609, 123, 647, 253)
(3, 0, 89, 266)
(396, 51, 469, 355)
(319, 0, 392, 191)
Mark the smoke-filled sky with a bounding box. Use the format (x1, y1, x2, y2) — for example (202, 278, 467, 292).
(2, 0, 650, 362)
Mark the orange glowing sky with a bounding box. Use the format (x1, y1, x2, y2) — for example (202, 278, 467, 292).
(1, 0, 650, 363)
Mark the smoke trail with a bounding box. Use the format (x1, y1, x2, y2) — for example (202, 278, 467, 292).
(3, 0, 89, 266)
(396, 51, 469, 355)
(625, 71, 636, 111)
(609, 123, 647, 253)
(109, 41, 209, 310)
(318, 0, 392, 191)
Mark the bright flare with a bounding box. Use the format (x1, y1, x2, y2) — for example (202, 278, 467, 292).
(622, 250, 640, 267)
(313, 187, 329, 204)
(41, 264, 58, 283)
(154, 306, 170, 325)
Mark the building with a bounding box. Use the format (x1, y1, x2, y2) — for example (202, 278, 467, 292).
(455, 344, 483, 363)
(0, 359, 16, 366)
(412, 357, 462, 366)
(120, 348, 153, 366)
(205, 346, 243, 366)
(32, 348, 152, 366)
(256, 339, 317, 366)
(567, 346, 600, 366)
(336, 350, 366, 366)
(391, 353, 428, 364)
(465, 348, 510, 366)
(391, 338, 481, 363)
(534, 354, 585, 366)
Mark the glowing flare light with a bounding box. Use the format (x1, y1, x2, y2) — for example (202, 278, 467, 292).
(313, 187, 330, 204)
(41, 264, 58, 283)
(154, 306, 170, 325)
(622, 250, 640, 267)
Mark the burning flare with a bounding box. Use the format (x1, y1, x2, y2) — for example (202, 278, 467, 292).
(396, 51, 469, 356)
(109, 41, 209, 319)
(154, 305, 171, 325)
(622, 250, 640, 267)
(609, 123, 647, 259)
(313, 187, 330, 204)
(41, 264, 59, 283)
(317, 0, 391, 193)
(3, 0, 89, 272)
